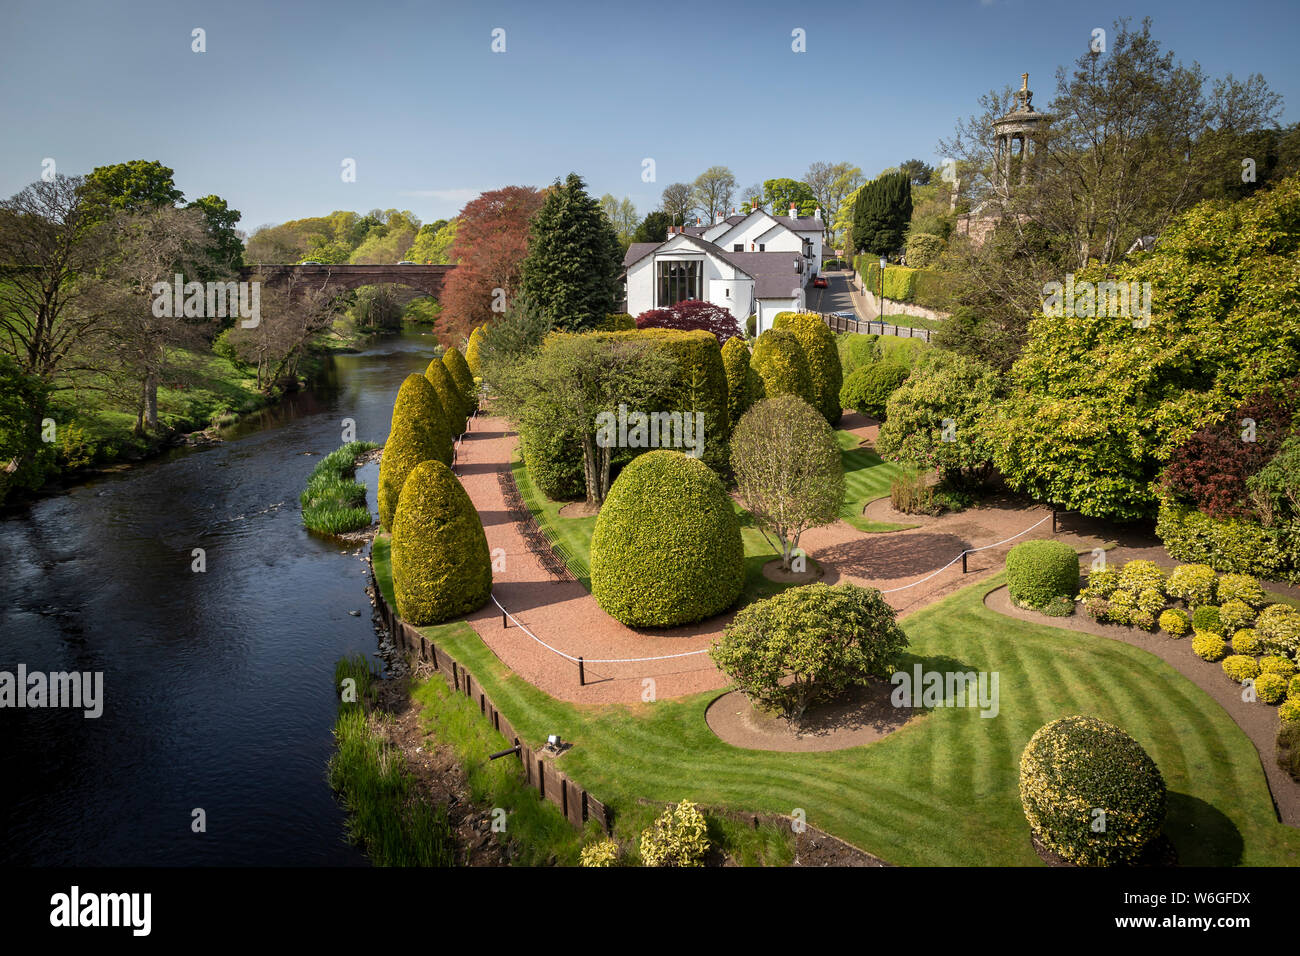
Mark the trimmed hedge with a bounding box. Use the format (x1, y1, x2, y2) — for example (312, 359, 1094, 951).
(465, 325, 485, 377)
(390, 459, 492, 626)
(749, 328, 815, 410)
(836, 333, 880, 376)
(377, 374, 454, 531)
(1156, 497, 1288, 579)
(1006, 540, 1081, 612)
(1192, 632, 1228, 661)
(839, 362, 909, 419)
(443, 346, 477, 410)
(425, 358, 468, 436)
(1018, 715, 1167, 867)
(589, 450, 744, 627)
(875, 335, 928, 368)
(772, 312, 843, 424)
(519, 421, 586, 501)
(721, 336, 756, 429)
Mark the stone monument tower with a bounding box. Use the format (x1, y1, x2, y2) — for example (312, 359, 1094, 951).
(992, 73, 1050, 188)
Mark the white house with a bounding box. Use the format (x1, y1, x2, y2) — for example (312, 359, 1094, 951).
(622, 205, 825, 335)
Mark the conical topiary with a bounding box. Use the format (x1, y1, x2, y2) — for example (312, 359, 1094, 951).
(443, 346, 477, 410)
(772, 313, 842, 424)
(465, 325, 485, 377)
(391, 460, 492, 625)
(721, 335, 754, 429)
(750, 328, 815, 409)
(590, 450, 744, 627)
(425, 357, 467, 436)
(378, 374, 453, 530)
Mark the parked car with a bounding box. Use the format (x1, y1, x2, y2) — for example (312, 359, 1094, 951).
(299, 260, 324, 265)
(396, 260, 417, 265)
(812, 275, 828, 288)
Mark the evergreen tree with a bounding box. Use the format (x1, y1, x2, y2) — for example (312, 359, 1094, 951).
(518, 173, 622, 331)
(851, 172, 913, 256)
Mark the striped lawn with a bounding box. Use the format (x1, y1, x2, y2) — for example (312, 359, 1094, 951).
(836, 429, 917, 532)
(374, 539, 1300, 866)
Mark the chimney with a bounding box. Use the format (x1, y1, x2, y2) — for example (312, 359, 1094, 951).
(814, 207, 822, 220)
(789, 203, 798, 218)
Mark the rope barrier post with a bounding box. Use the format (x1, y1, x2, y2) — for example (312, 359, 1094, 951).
(502, 607, 508, 629)
(578, 656, 585, 687)
(962, 551, 968, 574)
(1052, 509, 1057, 534)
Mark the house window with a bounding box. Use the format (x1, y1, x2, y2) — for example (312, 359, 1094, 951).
(758, 243, 765, 251)
(733, 243, 744, 252)
(657, 260, 702, 306)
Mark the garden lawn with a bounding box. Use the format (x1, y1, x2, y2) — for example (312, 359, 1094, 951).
(374, 540, 1300, 866)
(836, 429, 917, 533)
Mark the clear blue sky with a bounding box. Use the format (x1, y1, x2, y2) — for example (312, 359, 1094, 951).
(2, 0, 1297, 233)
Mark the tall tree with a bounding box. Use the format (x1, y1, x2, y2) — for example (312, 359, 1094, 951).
(404, 217, 459, 264)
(632, 210, 671, 244)
(691, 166, 737, 223)
(518, 173, 622, 332)
(898, 159, 934, 186)
(439, 187, 543, 339)
(852, 171, 912, 256)
(598, 193, 639, 247)
(79, 160, 184, 218)
(761, 178, 817, 217)
(805, 162, 863, 248)
(660, 182, 695, 226)
(186, 194, 244, 277)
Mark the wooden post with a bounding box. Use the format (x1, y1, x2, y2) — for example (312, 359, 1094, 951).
(962, 551, 968, 574)
(578, 656, 586, 686)
(1052, 509, 1057, 534)
(502, 608, 508, 628)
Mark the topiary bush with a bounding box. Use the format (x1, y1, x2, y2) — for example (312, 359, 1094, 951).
(1080, 568, 1120, 599)
(1018, 715, 1167, 867)
(1222, 655, 1261, 684)
(425, 358, 468, 436)
(590, 450, 744, 627)
(1159, 609, 1190, 638)
(1255, 673, 1288, 704)
(1219, 598, 1256, 633)
(1117, 560, 1166, 596)
(465, 325, 485, 377)
(1166, 564, 1217, 607)
(1192, 631, 1228, 661)
(639, 800, 709, 867)
(1256, 604, 1300, 659)
(721, 336, 755, 429)
(839, 362, 909, 419)
(1216, 573, 1267, 608)
(443, 347, 477, 410)
(1281, 698, 1300, 725)
(750, 328, 815, 409)
(1005, 540, 1081, 612)
(1192, 605, 1222, 635)
(1232, 628, 1262, 655)
(1259, 655, 1298, 679)
(390, 460, 492, 626)
(377, 375, 454, 531)
(771, 312, 842, 424)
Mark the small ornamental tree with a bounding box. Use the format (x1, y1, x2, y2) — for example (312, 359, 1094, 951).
(731, 395, 845, 570)
(425, 358, 467, 436)
(710, 583, 909, 722)
(721, 335, 755, 428)
(1019, 716, 1167, 867)
(377, 374, 453, 530)
(772, 312, 842, 424)
(391, 460, 492, 625)
(749, 328, 814, 407)
(635, 299, 742, 346)
(443, 346, 477, 410)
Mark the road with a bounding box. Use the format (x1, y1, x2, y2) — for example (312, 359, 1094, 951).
(805, 269, 869, 319)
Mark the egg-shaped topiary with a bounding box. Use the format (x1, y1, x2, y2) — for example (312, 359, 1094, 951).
(465, 325, 486, 377)
(1018, 715, 1167, 867)
(390, 460, 492, 626)
(1005, 540, 1081, 612)
(721, 335, 756, 429)
(589, 450, 744, 627)
(443, 346, 477, 411)
(1222, 654, 1260, 683)
(377, 374, 453, 530)
(772, 312, 842, 424)
(749, 328, 815, 409)
(425, 358, 468, 436)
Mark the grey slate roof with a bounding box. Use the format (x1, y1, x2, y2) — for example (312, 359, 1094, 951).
(622, 233, 802, 300)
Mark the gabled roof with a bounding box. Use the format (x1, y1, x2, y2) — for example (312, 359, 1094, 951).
(623, 242, 661, 268)
(622, 233, 803, 300)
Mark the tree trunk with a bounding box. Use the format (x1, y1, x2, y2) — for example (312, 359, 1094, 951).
(145, 373, 158, 431)
(580, 434, 600, 507)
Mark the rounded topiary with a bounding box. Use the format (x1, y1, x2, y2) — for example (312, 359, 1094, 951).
(1222, 655, 1261, 684)
(1082, 568, 1119, 599)
(377, 374, 454, 530)
(1259, 655, 1298, 678)
(1219, 598, 1255, 633)
(465, 325, 485, 377)
(1256, 673, 1288, 704)
(1159, 609, 1190, 638)
(590, 450, 744, 627)
(1232, 628, 1262, 655)
(1117, 560, 1165, 596)
(1166, 564, 1217, 607)
(838, 362, 909, 419)
(1018, 715, 1167, 867)
(1256, 604, 1300, 659)
(443, 346, 477, 410)
(1281, 698, 1300, 724)
(425, 358, 468, 436)
(390, 460, 492, 626)
(1192, 632, 1228, 662)
(1005, 540, 1081, 612)
(1192, 604, 1222, 635)
(1216, 573, 1266, 609)
(772, 313, 842, 424)
(749, 328, 815, 408)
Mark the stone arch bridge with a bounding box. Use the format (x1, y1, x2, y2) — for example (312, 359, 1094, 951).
(240, 263, 455, 297)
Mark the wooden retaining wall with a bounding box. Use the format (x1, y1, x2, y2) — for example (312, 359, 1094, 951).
(371, 573, 612, 834)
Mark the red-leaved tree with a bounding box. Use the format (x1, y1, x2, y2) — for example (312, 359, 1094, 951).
(439, 186, 544, 341)
(635, 299, 741, 345)
(1161, 387, 1297, 519)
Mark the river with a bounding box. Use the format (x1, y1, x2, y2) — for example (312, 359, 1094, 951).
(0, 330, 438, 865)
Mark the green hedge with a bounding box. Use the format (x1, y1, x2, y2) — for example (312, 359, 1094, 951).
(750, 328, 815, 409)
(391, 460, 492, 626)
(836, 333, 880, 376)
(1018, 715, 1167, 867)
(589, 450, 744, 627)
(856, 259, 953, 311)
(1005, 540, 1081, 611)
(424, 358, 468, 437)
(839, 362, 909, 419)
(377, 374, 453, 531)
(519, 422, 586, 501)
(771, 312, 842, 424)
(721, 336, 755, 429)
(1156, 497, 1289, 579)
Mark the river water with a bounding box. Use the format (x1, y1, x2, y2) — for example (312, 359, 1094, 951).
(0, 330, 438, 865)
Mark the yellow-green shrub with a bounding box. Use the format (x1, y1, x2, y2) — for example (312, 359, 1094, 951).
(772, 312, 842, 424)
(1232, 628, 1262, 655)
(1165, 563, 1217, 606)
(1117, 559, 1166, 596)
(377, 374, 453, 530)
(465, 325, 485, 377)
(1256, 604, 1300, 659)
(1222, 655, 1261, 683)
(443, 346, 477, 410)
(391, 460, 492, 626)
(425, 359, 468, 436)
(639, 800, 709, 867)
(1018, 715, 1166, 867)
(1219, 598, 1255, 633)
(1192, 632, 1228, 662)
(1280, 698, 1300, 723)
(1216, 573, 1267, 608)
(1158, 609, 1190, 638)
(1255, 673, 1288, 704)
(750, 328, 815, 409)
(1259, 655, 1298, 678)
(579, 840, 620, 867)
